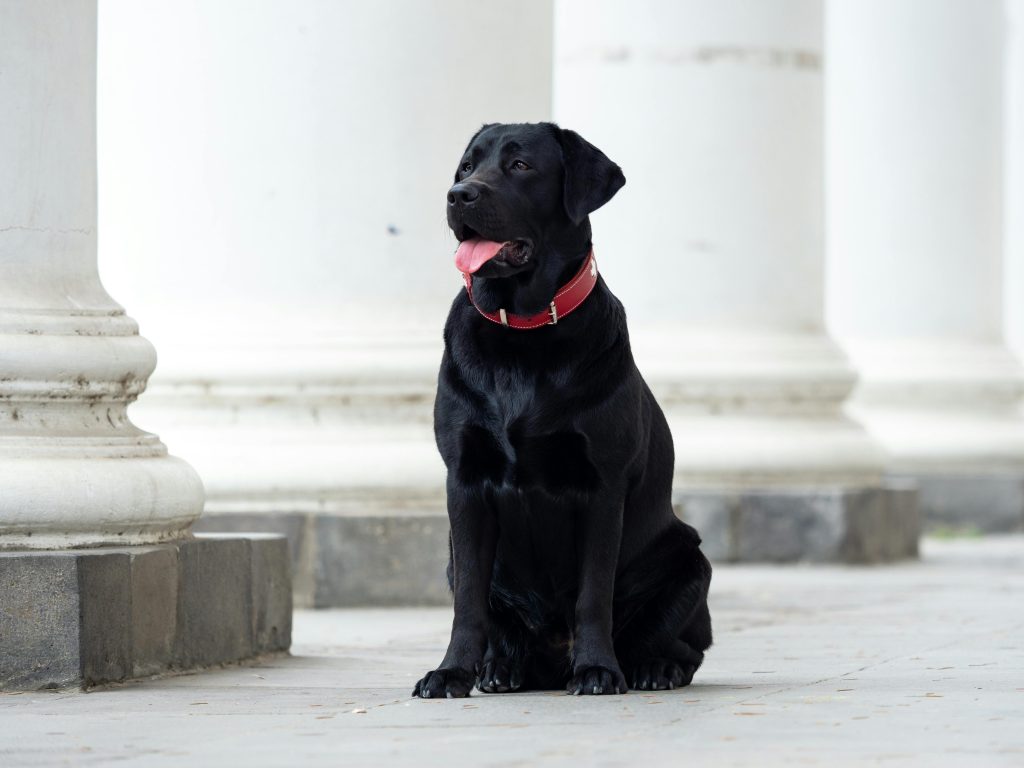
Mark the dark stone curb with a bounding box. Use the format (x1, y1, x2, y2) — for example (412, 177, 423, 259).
(675, 481, 920, 563)
(0, 534, 291, 691)
(193, 513, 452, 609)
(891, 471, 1024, 533)
(194, 483, 921, 609)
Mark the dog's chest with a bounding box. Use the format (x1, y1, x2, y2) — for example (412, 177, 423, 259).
(489, 365, 541, 425)
(455, 366, 598, 494)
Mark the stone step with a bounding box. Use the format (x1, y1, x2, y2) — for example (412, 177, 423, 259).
(194, 481, 919, 608)
(0, 534, 291, 691)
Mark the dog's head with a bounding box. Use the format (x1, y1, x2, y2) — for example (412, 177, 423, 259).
(447, 123, 625, 297)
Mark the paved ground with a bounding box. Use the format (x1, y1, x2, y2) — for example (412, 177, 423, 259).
(2, 537, 1023, 767)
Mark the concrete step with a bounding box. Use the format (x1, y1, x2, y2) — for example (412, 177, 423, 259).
(0, 534, 291, 691)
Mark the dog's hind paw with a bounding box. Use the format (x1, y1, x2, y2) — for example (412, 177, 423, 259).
(477, 657, 524, 693)
(566, 665, 627, 696)
(630, 658, 696, 691)
(412, 667, 476, 698)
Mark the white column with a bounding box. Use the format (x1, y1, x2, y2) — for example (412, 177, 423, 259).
(826, 0, 1024, 518)
(1008, 0, 1024, 361)
(97, 2, 552, 535)
(554, 0, 885, 490)
(0, 0, 203, 549)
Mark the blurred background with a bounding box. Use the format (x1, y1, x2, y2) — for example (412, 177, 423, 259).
(94, 0, 1024, 607)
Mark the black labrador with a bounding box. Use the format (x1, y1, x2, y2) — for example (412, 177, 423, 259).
(413, 122, 712, 698)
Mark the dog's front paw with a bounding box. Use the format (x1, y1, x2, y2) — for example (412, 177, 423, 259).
(631, 658, 696, 691)
(477, 657, 524, 693)
(412, 667, 476, 698)
(566, 664, 627, 695)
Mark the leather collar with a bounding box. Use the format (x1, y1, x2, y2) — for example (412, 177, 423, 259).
(462, 250, 598, 330)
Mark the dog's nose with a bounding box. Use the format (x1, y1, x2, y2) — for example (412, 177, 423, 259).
(447, 183, 480, 207)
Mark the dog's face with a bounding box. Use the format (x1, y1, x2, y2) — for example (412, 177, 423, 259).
(447, 123, 625, 281)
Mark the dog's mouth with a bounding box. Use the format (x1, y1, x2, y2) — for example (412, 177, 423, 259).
(455, 231, 533, 275)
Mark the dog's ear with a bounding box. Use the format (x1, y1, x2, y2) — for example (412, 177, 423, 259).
(455, 123, 498, 182)
(556, 128, 626, 225)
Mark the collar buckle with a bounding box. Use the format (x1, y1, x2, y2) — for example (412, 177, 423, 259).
(547, 301, 559, 325)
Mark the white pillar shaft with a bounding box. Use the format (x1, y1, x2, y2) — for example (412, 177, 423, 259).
(827, 0, 1024, 472)
(0, 0, 203, 548)
(556, 0, 825, 333)
(827, 0, 1004, 342)
(1008, 0, 1024, 360)
(555, 0, 883, 487)
(97, 0, 553, 513)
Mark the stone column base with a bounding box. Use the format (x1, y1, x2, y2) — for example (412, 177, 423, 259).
(675, 482, 920, 563)
(0, 534, 291, 691)
(193, 484, 920, 609)
(893, 472, 1024, 533)
(193, 512, 451, 608)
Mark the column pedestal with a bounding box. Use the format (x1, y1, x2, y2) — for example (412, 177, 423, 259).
(138, 334, 452, 608)
(637, 332, 920, 561)
(0, 536, 290, 690)
(844, 342, 1024, 533)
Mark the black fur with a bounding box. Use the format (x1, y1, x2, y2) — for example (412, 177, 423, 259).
(412, 123, 712, 699)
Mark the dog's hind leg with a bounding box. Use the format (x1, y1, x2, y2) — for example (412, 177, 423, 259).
(613, 521, 713, 691)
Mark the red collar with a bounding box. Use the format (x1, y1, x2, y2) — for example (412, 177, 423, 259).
(462, 249, 599, 330)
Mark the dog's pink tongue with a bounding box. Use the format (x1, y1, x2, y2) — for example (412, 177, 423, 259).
(455, 238, 505, 274)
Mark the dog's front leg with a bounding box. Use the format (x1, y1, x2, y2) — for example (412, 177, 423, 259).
(568, 497, 627, 695)
(413, 484, 496, 698)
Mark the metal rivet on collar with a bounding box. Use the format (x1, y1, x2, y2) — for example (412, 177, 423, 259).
(499, 308, 509, 326)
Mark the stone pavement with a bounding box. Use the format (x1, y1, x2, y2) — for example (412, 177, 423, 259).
(2, 537, 1022, 767)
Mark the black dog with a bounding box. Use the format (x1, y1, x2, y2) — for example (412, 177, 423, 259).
(413, 123, 712, 698)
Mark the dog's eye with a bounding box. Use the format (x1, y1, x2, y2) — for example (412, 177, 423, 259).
(460, 161, 473, 175)
(511, 160, 531, 171)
